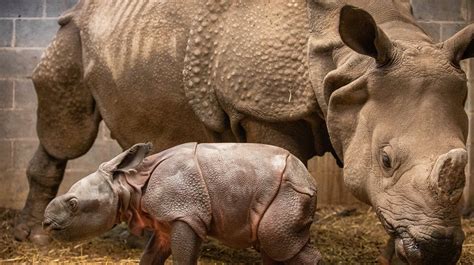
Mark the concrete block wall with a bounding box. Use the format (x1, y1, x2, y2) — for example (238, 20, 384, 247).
(0, 0, 121, 209)
(0, 0, 473, 208)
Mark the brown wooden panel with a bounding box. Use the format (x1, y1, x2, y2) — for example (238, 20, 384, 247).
(308, 154, 360, 205)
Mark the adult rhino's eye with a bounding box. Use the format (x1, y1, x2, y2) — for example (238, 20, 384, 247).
(382, 151, 392, 169)
(382, 152, 391, 168)
(68, 198, 78, 212)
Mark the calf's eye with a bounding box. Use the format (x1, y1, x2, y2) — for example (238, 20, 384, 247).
(68, 198, 78, 212)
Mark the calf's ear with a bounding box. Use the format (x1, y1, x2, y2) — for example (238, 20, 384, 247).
(101, 142, 153, 174)
(441, 24, 474, 66)
(339, 5, 393, 65)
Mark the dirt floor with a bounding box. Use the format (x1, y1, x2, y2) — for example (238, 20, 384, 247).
(1, 206, 474, 264)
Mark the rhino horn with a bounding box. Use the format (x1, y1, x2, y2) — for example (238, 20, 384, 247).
(429, 148, 467, 203)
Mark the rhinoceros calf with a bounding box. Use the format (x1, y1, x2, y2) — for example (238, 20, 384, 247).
(43, 143, 320, 264)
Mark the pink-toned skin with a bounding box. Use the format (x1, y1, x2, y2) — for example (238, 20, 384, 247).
(43, 143, 320, 264)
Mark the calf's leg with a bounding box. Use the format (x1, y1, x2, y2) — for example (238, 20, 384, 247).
(170, 221, 202, 264)
(140, 232, 171, 265)
(284, 241, 322, 265)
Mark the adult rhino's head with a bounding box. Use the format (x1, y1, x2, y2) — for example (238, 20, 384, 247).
(308, 4, 474, 264)
(43, 143, 151, 241)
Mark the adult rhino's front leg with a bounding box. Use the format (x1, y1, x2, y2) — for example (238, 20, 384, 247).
(14, 17, 100, 244)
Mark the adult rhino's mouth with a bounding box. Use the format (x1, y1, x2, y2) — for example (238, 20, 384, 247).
(376, 209, 421, 263)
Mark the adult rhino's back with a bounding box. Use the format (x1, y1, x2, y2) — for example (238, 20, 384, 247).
(79, 0, 201, 81)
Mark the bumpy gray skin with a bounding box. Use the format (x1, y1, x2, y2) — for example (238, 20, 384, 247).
(44, 143, 321, 265)
(21, 0, 474, 263)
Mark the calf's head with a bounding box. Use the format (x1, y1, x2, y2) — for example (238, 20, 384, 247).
(309, 5, 474, 264)
(43, 143, 151, 241)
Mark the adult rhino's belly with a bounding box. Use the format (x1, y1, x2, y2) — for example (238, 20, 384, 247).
(83, 52, 209, 150)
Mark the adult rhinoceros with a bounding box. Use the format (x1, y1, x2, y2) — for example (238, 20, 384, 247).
(15, 0, 473, 263)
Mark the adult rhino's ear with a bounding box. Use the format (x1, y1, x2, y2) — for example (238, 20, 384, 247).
(441, 24, 474, 66)
(101, 142, 153, 174)
(339, 5, 393, 65)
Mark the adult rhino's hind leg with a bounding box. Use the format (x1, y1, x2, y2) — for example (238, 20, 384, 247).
(14, 19, 100, 244)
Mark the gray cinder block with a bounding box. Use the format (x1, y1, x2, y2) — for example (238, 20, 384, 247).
(0, 140, 12, 170)
(12, 139, 38, 169)
(0, 0, 43, 18)
(15, 19, 59, 47)
(0, 49, 43, 77)
(0, 20, 13, 47)
(14, 79, 37, 109)
(0, 109, 37, 138)
(46, 0, 78, 17)
(0, 80, 13, 109)
(411, 0, 466, 21)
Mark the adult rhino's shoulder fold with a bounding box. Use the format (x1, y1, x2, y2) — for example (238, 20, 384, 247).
(183, 1, 231, 133)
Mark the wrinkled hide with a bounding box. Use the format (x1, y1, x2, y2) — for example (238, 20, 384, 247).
(44, 143, 319, 264)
